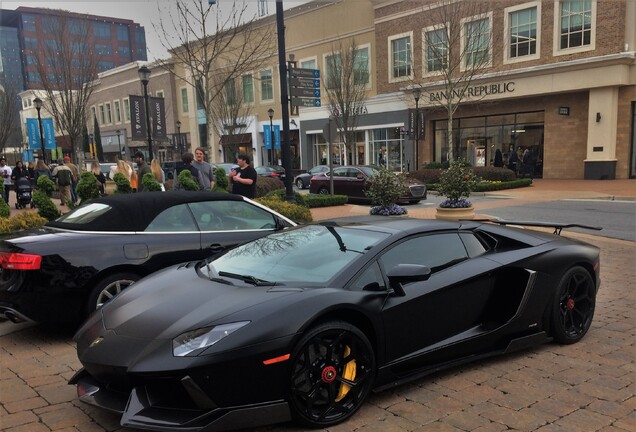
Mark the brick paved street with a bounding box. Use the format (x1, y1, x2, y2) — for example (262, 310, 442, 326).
(1, 231, 634, 432)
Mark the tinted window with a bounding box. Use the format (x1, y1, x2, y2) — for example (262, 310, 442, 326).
(332, 168, 348, 177)
(56, 203, 112, 225)
(145, 204, 197, 232)
(349, 262, 385, 291)
(189, 201, 277, 231)
(214, 225, 389, 284)
(459, 232, 488, 257)
(380, 233, 467, 275)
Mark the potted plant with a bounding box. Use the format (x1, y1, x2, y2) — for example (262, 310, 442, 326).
(435, 160, 479, 220)
(365, 168, 408, 216)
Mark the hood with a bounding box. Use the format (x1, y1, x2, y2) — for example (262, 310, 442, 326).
(102, 264, 299, 340)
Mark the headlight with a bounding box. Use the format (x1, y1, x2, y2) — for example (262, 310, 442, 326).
(173, 321, 250, 357)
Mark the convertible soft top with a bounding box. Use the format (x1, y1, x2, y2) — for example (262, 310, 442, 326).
(46, 191, 245, 232)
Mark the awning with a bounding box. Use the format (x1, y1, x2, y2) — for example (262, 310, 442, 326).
(219, 133, 252, 145)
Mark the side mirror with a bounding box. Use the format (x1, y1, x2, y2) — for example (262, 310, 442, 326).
(356, 174, 364, 180)
(386, 264, 431, 296)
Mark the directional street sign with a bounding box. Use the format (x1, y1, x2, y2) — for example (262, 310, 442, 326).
(291, 97, 321, 107)
(290, 68, 320, 79)
(289, 77, 320, 88)
(290, 87, 320, 98)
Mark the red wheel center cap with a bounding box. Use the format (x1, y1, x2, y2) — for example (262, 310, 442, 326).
(566, 298, 575, 310)
(321, 366, 337, 383)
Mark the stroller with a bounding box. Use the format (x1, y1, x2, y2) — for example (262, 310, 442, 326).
(14, 177, 33, 209)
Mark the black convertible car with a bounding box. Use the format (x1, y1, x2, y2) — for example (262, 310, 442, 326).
(0, 191, 295, 324)
(71, 218, 600, 431)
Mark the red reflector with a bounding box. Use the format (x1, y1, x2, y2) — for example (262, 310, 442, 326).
(263, 354, 290, 365)
(0, 252, 42, 270)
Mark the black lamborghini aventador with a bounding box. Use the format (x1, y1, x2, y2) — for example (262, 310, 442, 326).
(71, 218, 601, 431)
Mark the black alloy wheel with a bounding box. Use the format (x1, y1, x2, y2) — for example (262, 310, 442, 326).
(318, 187, 329, 195)
(550, 266, 596, 344)
(289, 321, 375, 427)
(296, 178, 305, 189)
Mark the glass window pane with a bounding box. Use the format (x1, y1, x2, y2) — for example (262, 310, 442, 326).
(145, 205, 197, 232)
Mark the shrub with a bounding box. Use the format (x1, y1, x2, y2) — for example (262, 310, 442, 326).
(408, 168, 443, 184)
(141, 172, 162, 192)
(264, 188, 307, 206)
(473, 166, 517, 182)
(36, 175, 56, 196)
(177, 169, 199, 191)
(473, 178, 532, 191)
(423, 161, 450, 169)
(214, 167, 230, 191)
(0, 211, 47, 233)
(436, 159, 480, 208)
(365, 168, 406, 208)
(76, 172, 100, 203)
(303, 194, 348, 208)
(254, 176, 284, 198)
(32, 189, 61, 221)
(0, 195, 9, 217)
(256, 196, 313, 223)
(113, 172, 132, 194)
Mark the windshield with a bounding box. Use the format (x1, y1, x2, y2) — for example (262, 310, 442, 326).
(359, 166, 378, 176)
(212, 224, 388, 284)
(54, 203, 112, 225)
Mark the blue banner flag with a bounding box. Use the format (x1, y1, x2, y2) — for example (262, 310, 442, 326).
(26, 118, 56, 150)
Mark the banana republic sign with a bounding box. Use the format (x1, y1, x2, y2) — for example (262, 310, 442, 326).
(129, 95, 167, 140)
(428, 81, 515, 103)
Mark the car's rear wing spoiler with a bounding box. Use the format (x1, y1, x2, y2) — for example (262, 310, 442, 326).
(472, 219, 602, 236)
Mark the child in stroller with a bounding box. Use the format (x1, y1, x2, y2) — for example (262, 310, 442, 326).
(14, 177, 33, 209)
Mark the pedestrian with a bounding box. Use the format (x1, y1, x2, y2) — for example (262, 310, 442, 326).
(51, 158, 74, 206)
(192, 147, 215, 191)
(0, 158, 12, 204)
(64, 155, 80, 204)
(521, 149, 534, 178)
(493, 149, 504, 168)
(133, 151, 152, 192)
(34, 160, 52, 184)
(174, 152, 204, 190)
(11, 161, 29, 204)
(229, 153, 257, 198)
(507, 146, 518, 173)
(91, 162, 106, 196)
(150, 159, 166, 191)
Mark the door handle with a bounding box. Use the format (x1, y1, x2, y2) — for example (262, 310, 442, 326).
(207, 244, 225, 254)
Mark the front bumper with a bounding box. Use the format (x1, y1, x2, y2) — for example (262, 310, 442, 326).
(70, 368, 291, 432)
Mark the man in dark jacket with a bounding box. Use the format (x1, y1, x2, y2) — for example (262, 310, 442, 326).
(134, 151, 152, 192)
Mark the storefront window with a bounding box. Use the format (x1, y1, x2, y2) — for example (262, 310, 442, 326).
(433, 111, 544, 176)
(371, 128, 404, 171)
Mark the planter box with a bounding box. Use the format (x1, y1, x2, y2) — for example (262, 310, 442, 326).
(435, 206, 475, 221)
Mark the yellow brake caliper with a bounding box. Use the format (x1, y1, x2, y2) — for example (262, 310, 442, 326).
(335, 345, 356, 402)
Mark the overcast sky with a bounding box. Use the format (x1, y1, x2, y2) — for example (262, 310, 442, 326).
(2, 0, 311, 60)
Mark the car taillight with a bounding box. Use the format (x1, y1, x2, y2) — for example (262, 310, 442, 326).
(0, 252, 42, 270)
(272, 173, 280, 177)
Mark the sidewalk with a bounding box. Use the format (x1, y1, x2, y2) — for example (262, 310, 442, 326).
(310, 178, 636, 221)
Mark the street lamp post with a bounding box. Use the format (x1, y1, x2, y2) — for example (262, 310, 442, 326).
(176, 120, 182, 156)
(413, 88, 421, 171)
(115, 129, 122, 160)
(267, 108, 274, 166)
(33, 97, 46, 164)
(89, 133, 94, 159)
(138, 65, 153, 162)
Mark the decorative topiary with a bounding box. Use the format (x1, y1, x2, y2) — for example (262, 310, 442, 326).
(365, 168, 408, 216)
(36, 175, 56, 197)
(113, 172, 132, 194)
(177, 169, 199, 191)
(214, 167, 229, 191)
(76, 172, 100, 203)
(141, 172, 162, 192)
(32, 189, 61, 221)
(437, 159, 480, 208)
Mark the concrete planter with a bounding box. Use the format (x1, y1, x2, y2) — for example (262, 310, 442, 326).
(435, 206, 475, 221)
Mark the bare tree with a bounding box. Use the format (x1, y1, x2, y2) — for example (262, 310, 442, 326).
(154, 0, 275, 161)
(33, 15, 99, 161)
(209, 75, 254, 160)
(413, 0, 503, 161)
(0, 82, 19, 152)
(323, 39, 370, 166)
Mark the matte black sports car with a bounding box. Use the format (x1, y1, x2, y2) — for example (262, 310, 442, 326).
(71, 218, 600, 431)
(0, 191, 295, 324)
(293, 164, 329, 189)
